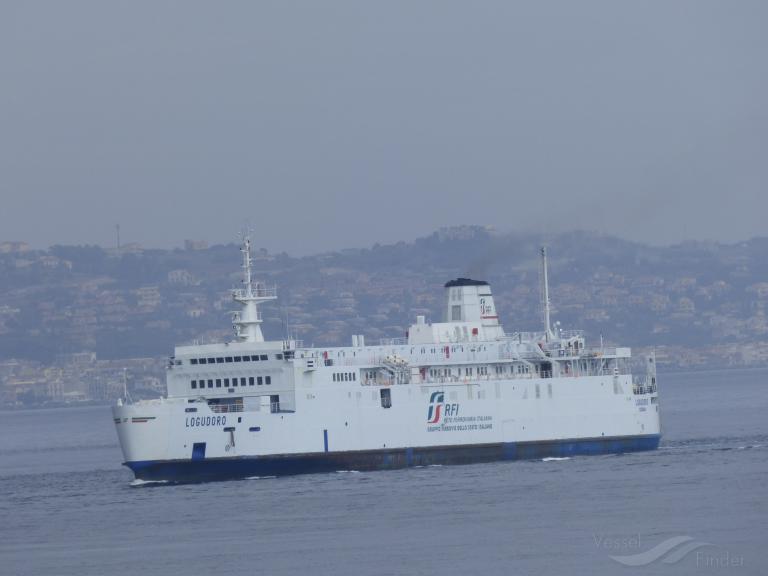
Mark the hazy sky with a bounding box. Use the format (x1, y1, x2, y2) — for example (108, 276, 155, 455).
(1, 1, 766, 253)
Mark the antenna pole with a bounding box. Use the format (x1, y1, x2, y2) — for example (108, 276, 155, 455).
(232, 234, 277, 343)
(540, 246, 553, 341)
(122, 368, 131, 404)
(242, 236, 253, 296)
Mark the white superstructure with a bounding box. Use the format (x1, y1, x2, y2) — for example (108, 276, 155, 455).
(113, 239, 661, 482)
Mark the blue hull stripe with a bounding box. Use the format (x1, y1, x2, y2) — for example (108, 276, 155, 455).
(126, 434, 661, 483)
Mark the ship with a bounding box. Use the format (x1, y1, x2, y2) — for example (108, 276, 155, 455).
(112, 239, 661, 482)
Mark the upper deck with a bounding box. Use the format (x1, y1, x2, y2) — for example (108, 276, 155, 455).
(158, 239, 653, 402)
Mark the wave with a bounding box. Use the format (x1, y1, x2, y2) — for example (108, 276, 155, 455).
(542, 457, 571, 462)
(661, 435, 768, 453)
(129, 478, 169, 487)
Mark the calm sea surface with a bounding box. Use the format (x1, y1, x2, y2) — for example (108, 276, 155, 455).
(1, 369, 766, 575)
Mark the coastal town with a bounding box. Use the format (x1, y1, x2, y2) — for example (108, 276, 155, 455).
(3, 227, 768, 407)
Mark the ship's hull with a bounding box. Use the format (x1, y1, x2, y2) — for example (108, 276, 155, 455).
(126, 433, 661, 483)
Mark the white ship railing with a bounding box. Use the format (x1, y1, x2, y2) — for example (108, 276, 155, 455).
(379, 337, 408, 346)
(504, 331, 546, 342)
(209, 403, 244, 413)
(361, 366, 639, 386)
(232, 285, 277, 299)
(632, 375, 658, 395)
(208, 402, 285, 413)
(559, 329, 585, 339)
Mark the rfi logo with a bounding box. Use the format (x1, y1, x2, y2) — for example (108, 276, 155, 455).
(480, 297, 494, 316)
(427, 391, 459, 424)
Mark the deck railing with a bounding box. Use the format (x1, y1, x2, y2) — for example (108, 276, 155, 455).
(632, 375, 658, 395)
(208, 403, 244, 413)
(379, 337, 408, 346)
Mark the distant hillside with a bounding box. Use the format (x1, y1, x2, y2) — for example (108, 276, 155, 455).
(2, 226, 768, 366)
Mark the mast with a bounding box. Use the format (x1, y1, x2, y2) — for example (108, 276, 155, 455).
(540, 246, 554, 342)
(232, 236, 276, 343)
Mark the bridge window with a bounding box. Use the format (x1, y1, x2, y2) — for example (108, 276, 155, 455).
(260, 354, 268, 361)
(207, 379, 213, 388)
(216, 379, 222, 388)
(234, 356, 242, 362)
(225, 357, 233, 363)
(249, 377, 255, 386)
(199, 358, 206, 364)
(216, 357, 224, 364)
(265, 376, 272, 385)
(224, 378, 230, 386)
(191, 359, 198, 365)
(257, 376, 263, 385)
(191, 380, 197, 389)
(240, 378, 246, 386)
(207, 358, 215, 364)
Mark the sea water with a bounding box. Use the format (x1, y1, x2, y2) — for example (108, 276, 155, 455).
(1, 369, 766, 575)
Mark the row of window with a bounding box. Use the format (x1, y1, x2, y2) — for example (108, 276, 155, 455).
(321, 345, 489, 358)
(190, 354, 280, 365)
(191, 376, 272, 389)
(428, 366, 490, 377)
(427, 365, 531, 378)
(332, 372, 357, 382)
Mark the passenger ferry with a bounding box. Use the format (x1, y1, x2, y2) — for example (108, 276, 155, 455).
(112, 239, 661, 482)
